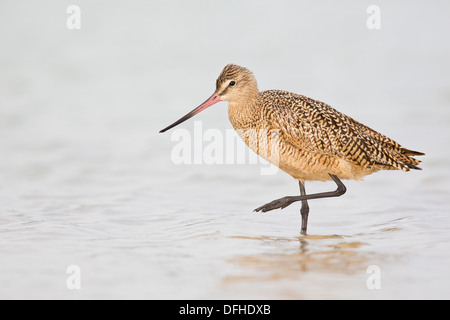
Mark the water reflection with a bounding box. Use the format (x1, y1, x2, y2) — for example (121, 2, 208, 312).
(225, 235, 369, 283)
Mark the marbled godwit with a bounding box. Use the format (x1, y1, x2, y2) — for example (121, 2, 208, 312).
(160, 64, 424, 234)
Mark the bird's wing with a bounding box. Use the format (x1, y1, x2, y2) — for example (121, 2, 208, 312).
(262, 91, 420, 171)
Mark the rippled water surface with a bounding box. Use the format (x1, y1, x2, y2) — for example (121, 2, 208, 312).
(1, 1, 450, 299)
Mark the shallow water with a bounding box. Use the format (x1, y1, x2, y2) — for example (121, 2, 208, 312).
(1, 1, 450, 299)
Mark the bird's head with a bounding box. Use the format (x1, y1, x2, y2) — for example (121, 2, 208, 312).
(214, 64, 258, 103)
(159, 64, 258, 133)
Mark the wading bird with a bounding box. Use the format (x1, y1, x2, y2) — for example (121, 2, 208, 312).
(160, 64, 424, 234)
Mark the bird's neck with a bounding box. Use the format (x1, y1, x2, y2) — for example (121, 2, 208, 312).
(227, 91, 261, 130)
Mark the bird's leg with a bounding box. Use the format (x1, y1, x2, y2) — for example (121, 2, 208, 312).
(299, 180, 309, 235)
(254, 174, 346, 213)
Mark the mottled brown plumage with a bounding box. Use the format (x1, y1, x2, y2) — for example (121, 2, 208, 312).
(219, 64, 424, 182)
(160, 64, 424, 234)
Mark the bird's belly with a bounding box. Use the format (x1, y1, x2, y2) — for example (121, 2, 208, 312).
(276, 145, 378, 181)
(277, 146, 345, 181)
(236, 129, 374, 181)
(278, 153, 348, 181)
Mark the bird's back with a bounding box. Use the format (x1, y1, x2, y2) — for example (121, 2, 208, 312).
(253, 90, 423, 181)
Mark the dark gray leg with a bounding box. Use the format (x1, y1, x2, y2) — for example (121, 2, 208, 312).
(254, 174, 346, 213)
(299, 180, 309, 235)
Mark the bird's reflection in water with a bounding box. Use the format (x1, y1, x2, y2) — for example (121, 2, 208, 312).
(225, 234, 369, 281)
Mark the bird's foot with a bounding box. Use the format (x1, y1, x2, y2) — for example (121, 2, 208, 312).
(254, 196, 298, 212)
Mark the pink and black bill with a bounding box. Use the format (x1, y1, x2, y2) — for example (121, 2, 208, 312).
(159, 93, 221, 133)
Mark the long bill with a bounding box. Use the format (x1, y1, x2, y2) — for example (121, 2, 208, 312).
(159, 93, 222, 133)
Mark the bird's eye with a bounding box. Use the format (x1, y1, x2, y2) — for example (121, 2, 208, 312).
(229, 81, 236, 86)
